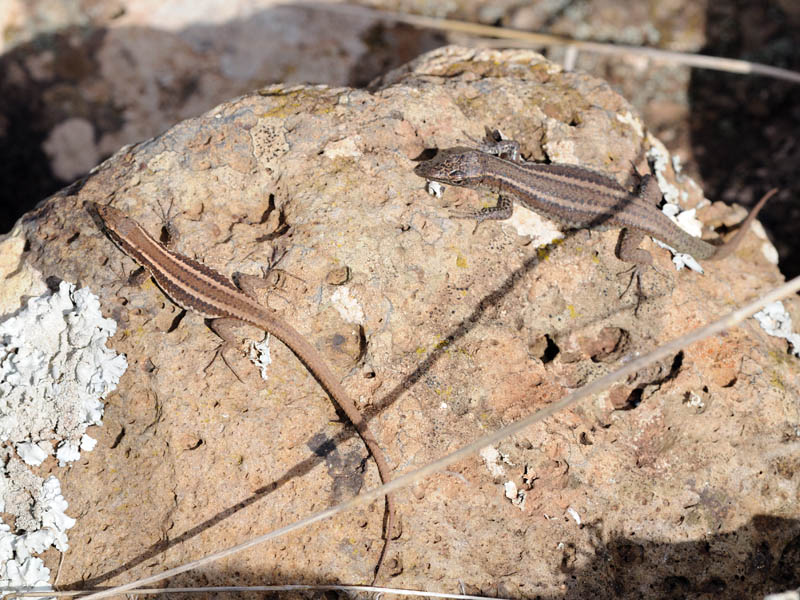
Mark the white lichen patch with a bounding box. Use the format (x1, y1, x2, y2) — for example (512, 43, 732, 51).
(0, 462, 75, 596)
(322, 136, 362, 160)
(504, 480, 517, 500)
(616, 110, 644, 138)
(753, 224, 779, 268)
(480, 446, 505, 478)
(685, 392, 705, 411)
(330, 287, 365, 324)
(0, 281, 127, 592)
(0, 520, 51, 597)
(480, 446, 515, 479)
(662, 203, 703, 238)
(249, 333, 273, 381)
(654, 197, 705, 273)
(425, 180, 444, 199)
(671, 154, 684, 175)
(646, 137, 684, 205)
(761, 242, 780, 265)
(566, 506, 582, 526)
(754, 301, 800, 358)
(15, 442, 48, 467)
(642, 138, 712, 272)
(504, 480, 526, 510)
(0, 281, 126, 447)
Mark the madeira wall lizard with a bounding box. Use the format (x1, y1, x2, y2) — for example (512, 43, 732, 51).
(92, 203, 395, 580)
(415, 138, 775, 274)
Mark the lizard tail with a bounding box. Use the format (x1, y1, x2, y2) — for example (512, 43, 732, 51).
(254, 311, 397, 583)
(707, 188, 777, 261)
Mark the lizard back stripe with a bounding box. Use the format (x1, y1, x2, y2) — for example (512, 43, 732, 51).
(469, 155, 720, 256)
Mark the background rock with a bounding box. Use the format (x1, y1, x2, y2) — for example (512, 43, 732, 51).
(1, 1, 798, 278)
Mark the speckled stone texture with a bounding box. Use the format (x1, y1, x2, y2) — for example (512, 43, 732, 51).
(4, 46, 799, 598)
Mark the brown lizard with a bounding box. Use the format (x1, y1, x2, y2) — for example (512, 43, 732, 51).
(91, 202, 395, 580)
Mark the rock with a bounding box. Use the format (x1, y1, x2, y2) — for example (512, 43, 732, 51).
(0, 1, 444, 231)
(4, 46, 799, 597)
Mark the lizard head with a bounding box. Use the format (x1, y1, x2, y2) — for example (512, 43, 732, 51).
(414, 147, 484, 187)
(91, 203, 139, 239)
(90, 202, 152, 261)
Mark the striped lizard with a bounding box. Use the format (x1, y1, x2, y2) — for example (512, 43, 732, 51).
(415, 136, 775, 281)
(92, 203, 395, 580)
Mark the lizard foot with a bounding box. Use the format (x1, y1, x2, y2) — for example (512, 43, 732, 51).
(203, 339, 246, 383)
(233, 248, 307, 309)
(617, 265, 648, 314)
(152, 194, 180, 248)
(616, 263, 670, 314)
(448, 209, 490, 234)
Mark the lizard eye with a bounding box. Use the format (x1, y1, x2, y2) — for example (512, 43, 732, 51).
(448, 169, 467, 181)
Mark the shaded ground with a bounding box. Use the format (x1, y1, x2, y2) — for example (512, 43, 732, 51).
(688, 0, 800, 277)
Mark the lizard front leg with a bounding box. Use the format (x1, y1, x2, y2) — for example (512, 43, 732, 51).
(451, 194, 514, 225)
(205, 317, 251, 382)
(614, 227, 655, 310)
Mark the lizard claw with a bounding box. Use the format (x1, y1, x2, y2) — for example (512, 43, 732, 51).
(616, 263, 671, 314)
(448, 208, 490, 234)
(448, 194, 514, 227)
(204, 341, 245, 383)
(616, 265, 648, 314)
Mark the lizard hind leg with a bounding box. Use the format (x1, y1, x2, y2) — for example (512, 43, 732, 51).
(614, 227, 663, 312)
(233, 247, 307, 308)
(477, 128, 522, 162)
(637, 174, 665, 206)
(460, 127, 521, 161)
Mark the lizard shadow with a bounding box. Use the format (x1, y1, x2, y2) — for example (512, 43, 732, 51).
(69, 423, 373, 589)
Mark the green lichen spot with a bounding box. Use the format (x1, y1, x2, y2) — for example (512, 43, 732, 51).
(769, 369, 786, 391)
(258, 88, 336, 118)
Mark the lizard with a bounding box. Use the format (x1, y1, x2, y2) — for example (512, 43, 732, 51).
(91, 202, 395, 581)
(414, 136, 776, 282)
